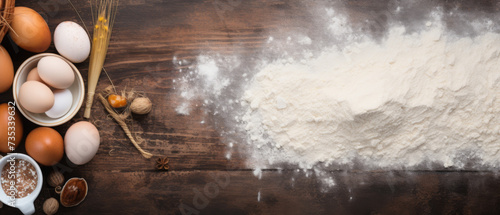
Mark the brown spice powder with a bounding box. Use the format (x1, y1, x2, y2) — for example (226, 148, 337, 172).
(1, 159, 38, 198)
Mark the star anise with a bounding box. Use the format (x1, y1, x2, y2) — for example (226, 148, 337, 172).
(155, 156, 170, 170)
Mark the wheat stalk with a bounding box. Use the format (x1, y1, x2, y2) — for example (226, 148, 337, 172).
(84, 0, 119, 118)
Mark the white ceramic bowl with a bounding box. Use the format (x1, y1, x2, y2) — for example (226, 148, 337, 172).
(0, 153, 43, 215)
(13, 53, 85, 127)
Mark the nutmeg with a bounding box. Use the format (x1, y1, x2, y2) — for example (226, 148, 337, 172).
(47, 171, 64, 187)
(130, 97, 152, 115)
(43, 198, 59, 215)
(59, 178, 88, 207)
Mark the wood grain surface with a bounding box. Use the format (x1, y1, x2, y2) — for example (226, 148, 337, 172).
(1, 0, 500, 214)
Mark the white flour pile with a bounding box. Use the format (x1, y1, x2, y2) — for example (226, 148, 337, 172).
(242, 26, 500, 169)
(174, 9, 500, 171)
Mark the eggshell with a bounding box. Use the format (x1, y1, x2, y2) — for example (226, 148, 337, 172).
(0, 103, 23, 153)
(64, 121, 100, 165)
(26, 127, 64, 166)
(26, 67, 44, 83)
(0, 45, 14, 93)
(18, 81, 55, 113)
(54, 21, 91, 63)
(38, 56, 75, 89)
(46, 89, 73, 118)
(9, 7, 51, 53)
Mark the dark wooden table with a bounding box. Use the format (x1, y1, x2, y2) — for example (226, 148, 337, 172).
(2, 0, 500, 214)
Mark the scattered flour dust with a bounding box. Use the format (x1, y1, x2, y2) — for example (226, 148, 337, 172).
(174, 8, 500, 174)
(174, 55, 238, 115)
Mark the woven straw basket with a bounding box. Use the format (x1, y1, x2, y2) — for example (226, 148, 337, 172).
(0, 0, 15, 42)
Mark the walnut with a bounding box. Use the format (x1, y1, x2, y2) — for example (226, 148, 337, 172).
(47, 171, 64, 187)
(130, 97, 152, 115)
(43, 198, 59, 215)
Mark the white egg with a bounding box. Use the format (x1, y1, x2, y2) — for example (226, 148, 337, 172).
(38, 56, 75, 89)
(45, 89, 73, 118)
(54, 21, 91, 63)
(64, 121, 100, 165)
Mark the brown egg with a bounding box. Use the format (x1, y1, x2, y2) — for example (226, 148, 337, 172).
(26, 127, 64, 166)
(0, 103, 23, 153)
(0, 45, 14, 93)
(18, 81, 55, 113)
(26, 67, 44, 83)
(9, 7, 51, 53)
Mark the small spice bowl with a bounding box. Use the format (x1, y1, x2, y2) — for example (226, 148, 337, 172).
(12, 53, 85, 127)
(0, 153, 43, 215)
